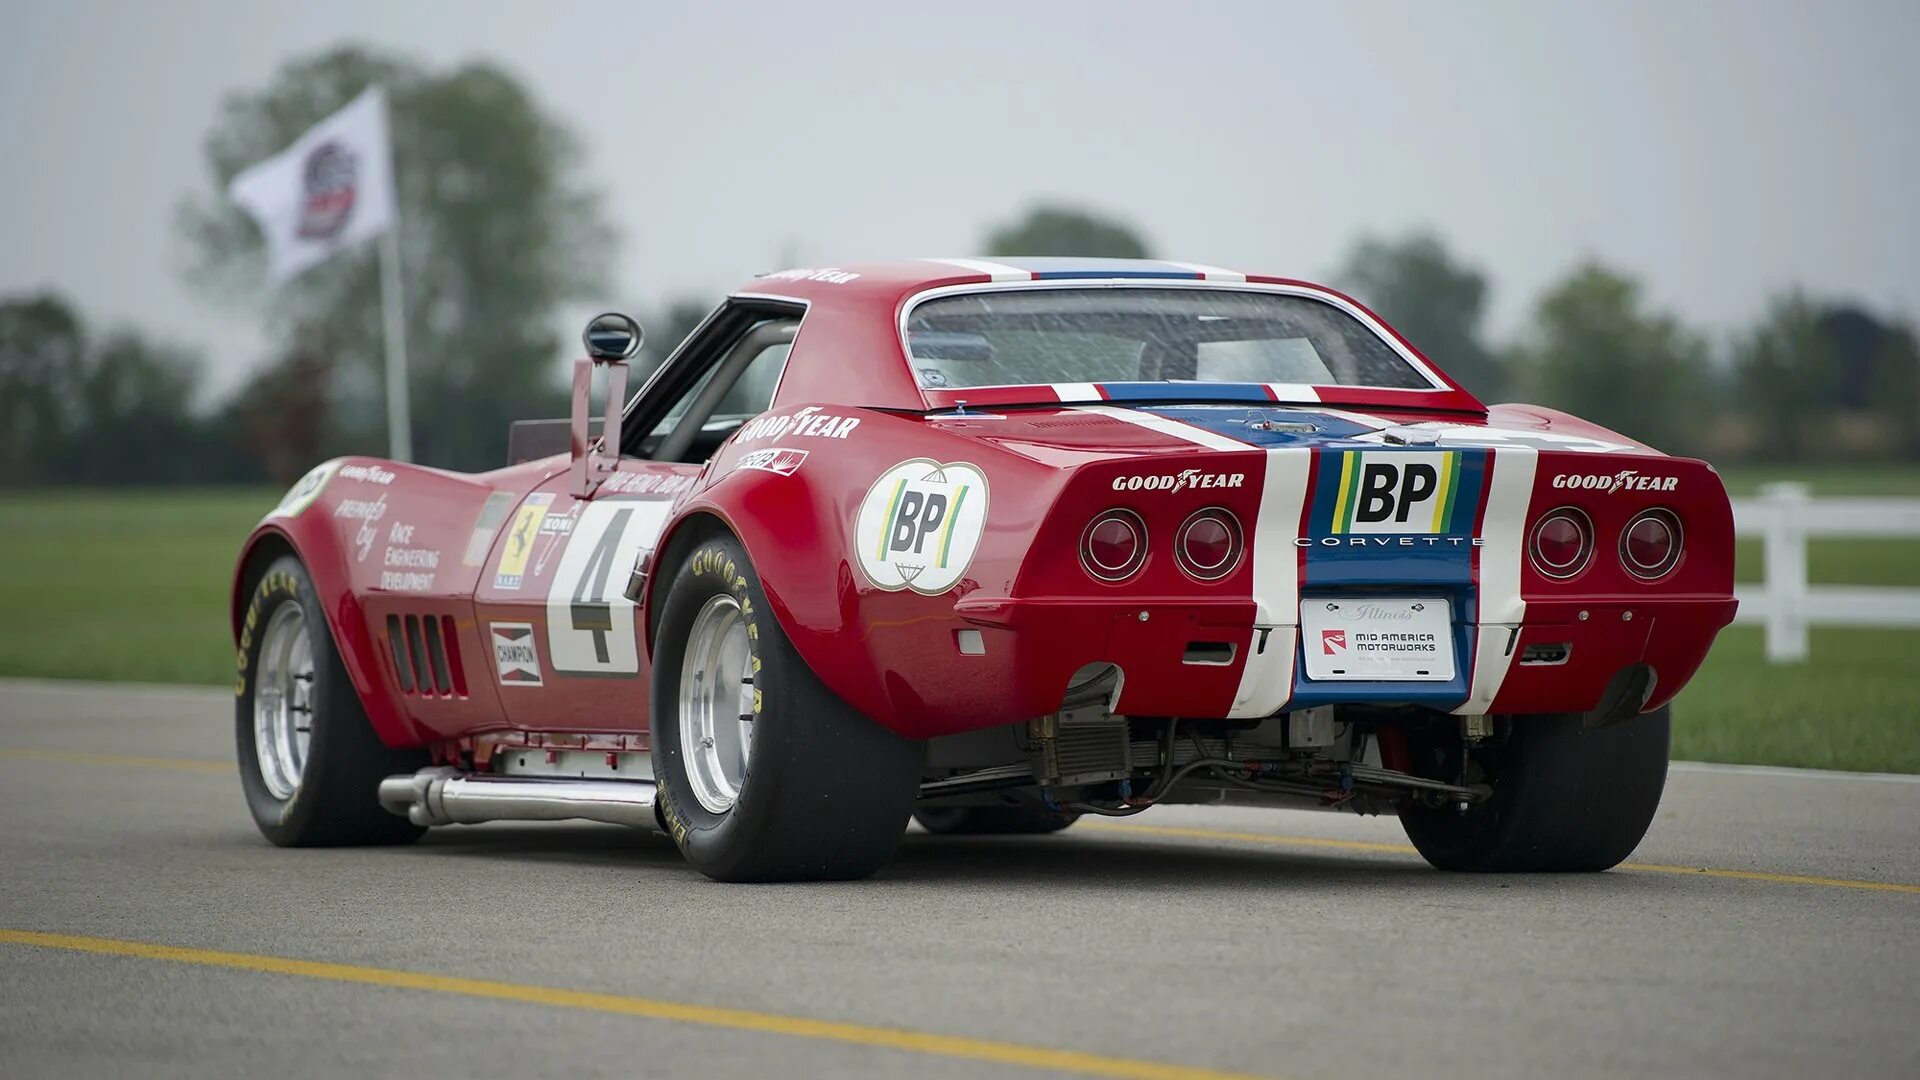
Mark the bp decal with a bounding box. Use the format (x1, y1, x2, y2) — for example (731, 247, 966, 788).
(854, 459, 989, 595)
(1331, 451, 1467, 534)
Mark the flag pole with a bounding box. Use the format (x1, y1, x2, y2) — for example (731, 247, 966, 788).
(378, 221, 413, 462)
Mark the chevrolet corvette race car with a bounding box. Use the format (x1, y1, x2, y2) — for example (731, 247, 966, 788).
(232, 257, 1737, 881)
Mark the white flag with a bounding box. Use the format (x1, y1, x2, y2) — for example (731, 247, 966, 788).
(228, 87, 397, 284)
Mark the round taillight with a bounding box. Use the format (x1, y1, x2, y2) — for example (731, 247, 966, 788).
(1175, 508, 1243, 582)
(1621, 509, 1683, 579)
(1081, 509, 1147, 582)
(1529, 508, 1593, 579)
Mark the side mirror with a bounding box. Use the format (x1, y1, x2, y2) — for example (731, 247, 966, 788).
(570, 312, 645, 497)
(585, 312, 643, 361)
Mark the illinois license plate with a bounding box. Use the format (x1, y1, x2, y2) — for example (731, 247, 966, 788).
(1300, 597, 1455, 682)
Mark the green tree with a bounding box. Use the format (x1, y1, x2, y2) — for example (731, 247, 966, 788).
(985, 204, 1153, 259)
(0, 294, 87, 484)
(1335, 232, 1504, 399)
(1733, 295, 1920, 460)
(0, 292, 221, 486)
(1508, 263, 1711, 455)
(178, 46, 613, 470)
(1729, 292, 1833, 460)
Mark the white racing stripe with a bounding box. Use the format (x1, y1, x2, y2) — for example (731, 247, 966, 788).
(1265, 383, 1321, 403)
(1073, 405, 1254, 452)
(1230, 449, 1315, 718)
(1456, 446, 1538, 714)
(924, 258, 1032, 282)
(1052, 382, 1101, 402)
(1160, 261, 1247, 282)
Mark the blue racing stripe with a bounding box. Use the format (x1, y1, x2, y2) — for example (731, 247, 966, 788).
(1100, 382, 1271, 403)
(1139, 404, 1381, 448)
(1287, 447, 1492, 710)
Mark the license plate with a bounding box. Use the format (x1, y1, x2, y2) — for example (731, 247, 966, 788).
(1300, 598, 1455, 682)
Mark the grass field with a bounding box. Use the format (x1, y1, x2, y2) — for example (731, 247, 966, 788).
(1, 474, 1915, 772)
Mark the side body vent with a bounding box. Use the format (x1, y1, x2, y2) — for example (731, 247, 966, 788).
(386, 614, 468, 698)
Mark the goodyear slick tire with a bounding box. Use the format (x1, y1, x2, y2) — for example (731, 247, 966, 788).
(651, 534, 921, 882)
(235, 555, 427, 847)
(1399, 706, 1670, 872)
(914, 804, 1079, 836)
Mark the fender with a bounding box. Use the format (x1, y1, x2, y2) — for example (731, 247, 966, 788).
(232, 457, 522, 748)
(233, 492, 428, 748)
(645, 409, 1069, 738)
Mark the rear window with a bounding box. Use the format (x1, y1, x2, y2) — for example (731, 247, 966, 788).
(904, 287, 1433, 391)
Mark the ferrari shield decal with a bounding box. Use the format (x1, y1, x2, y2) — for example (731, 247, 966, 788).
(493, 493, 553, 590)
(854, 459, 990, 595)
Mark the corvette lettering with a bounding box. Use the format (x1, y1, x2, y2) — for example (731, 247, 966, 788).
(1294, 536, 1485, 547)
(1112, 470, 1245, 494)
(1552, 471, 1678, 494)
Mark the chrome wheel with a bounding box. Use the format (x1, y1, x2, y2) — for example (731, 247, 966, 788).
(678, 594, 755, 814)
(252, 601, 314, 800)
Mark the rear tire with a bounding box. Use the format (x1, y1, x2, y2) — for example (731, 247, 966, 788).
(650, 534, 922, 881)
(1399, 706, 1669, 872)
(915, 801, 1079, 835)
(234, 555, 427, 847)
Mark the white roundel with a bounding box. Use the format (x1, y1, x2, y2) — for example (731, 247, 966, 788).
(854, 459, 990, 595)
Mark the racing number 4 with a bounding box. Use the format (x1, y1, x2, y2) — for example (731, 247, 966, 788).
(545, 499, 673, 676)
(569, 507, 631, 665)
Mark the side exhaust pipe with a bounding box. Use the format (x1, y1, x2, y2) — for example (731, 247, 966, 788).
(377, 767, 660, 830)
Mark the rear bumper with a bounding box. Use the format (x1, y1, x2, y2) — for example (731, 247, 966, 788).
(951, 594, 1737, 723)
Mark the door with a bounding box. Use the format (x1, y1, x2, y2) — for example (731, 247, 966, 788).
(471, 301, 804, 735)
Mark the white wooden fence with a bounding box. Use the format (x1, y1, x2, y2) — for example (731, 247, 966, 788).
(1731, 482, 1920, 662)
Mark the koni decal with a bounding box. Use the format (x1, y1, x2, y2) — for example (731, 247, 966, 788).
(854, 459, 989, 595)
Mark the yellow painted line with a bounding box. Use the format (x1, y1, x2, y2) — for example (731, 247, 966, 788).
(0, 929, 1272, 1080)
(1613, 861, 1920, 895)
(10, 747, 1915, 897)
(1082, 822, 1920, 896)
(0, 747, 232, 773)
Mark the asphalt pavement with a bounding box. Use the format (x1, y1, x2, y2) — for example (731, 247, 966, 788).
(1, 678, 1915, 1079)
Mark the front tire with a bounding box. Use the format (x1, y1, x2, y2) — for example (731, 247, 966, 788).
(650, 534, 922, 881)
(1399, 706, 1670, 872)
(234, 555, 427, 847)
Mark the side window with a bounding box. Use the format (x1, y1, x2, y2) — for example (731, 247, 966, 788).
(714, 343, 790, 419)
(637, 317, 799, 464)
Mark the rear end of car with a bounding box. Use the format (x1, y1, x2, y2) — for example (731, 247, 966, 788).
(905, 267, 1738, 870)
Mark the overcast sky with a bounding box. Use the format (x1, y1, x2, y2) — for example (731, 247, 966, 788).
(3, 0, 1916, 396)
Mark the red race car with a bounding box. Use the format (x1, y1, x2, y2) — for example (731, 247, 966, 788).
(231, 257, 1737, 881)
